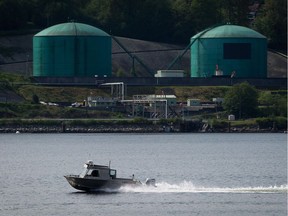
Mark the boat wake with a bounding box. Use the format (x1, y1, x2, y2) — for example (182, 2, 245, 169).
(119, 181, 288, 194)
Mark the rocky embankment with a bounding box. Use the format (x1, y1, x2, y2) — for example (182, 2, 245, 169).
(0, 124, 179, 133)
(0, 122, 285, 133)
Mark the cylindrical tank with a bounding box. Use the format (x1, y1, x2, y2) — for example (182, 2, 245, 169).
(33, 22, 111, 77)
(190, 24, 267, 78)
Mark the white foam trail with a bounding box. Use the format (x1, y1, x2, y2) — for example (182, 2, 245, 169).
(119, 181, 288, 194)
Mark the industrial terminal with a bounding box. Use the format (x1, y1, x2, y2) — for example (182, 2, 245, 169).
(30, 22, 286, 87)
(0, 20, 286, 124)
(5, 22, 278, 121)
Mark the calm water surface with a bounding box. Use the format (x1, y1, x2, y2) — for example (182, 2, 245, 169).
(0, 133, 287, 216)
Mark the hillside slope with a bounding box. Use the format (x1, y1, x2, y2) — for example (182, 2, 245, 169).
(0, 34, 286, 77)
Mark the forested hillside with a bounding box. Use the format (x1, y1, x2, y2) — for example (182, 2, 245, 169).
(0, 0, 286, 50)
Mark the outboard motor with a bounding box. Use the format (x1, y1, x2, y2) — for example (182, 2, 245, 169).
(145, 178, 156, 187)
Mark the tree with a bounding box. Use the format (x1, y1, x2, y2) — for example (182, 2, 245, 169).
(190, 0, 222, 32)
(219, 0, 250, 26)
(86, 0, 174, 42)
(0, 0, 28, 30)
(223, 82, 258, 119)
(253, 0, 287, 51)
(31, 0, 87, 27)
(170, 0, 193, 42)
(258, 92, 287, 117)
(135, 0, 174, 42)
(171, 0, 222, 43)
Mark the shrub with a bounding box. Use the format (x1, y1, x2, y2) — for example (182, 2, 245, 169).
(256, 117, 287, 130)
(132, 117, 150, 124)
(223, 82, 258, 118)
(210, 119, 228, 129)
(210, 119, 229, 129)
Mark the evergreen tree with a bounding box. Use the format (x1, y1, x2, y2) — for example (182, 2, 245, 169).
(219, 0, 250, 25)
(253, 0, 287, 51)
(0, 0, 285, 47)
(0, 0, 28, 30)
(223, 82, 259, 119)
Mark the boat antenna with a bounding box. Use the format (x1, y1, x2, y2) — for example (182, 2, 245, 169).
(109, 160, 111, 168)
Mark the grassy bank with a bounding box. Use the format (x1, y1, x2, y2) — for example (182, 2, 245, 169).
(0, 72, 287, 132)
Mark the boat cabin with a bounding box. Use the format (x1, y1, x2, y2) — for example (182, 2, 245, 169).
(80, 161, 117, 180)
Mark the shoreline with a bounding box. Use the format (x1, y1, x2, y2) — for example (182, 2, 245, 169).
(0, 124, 285, 134)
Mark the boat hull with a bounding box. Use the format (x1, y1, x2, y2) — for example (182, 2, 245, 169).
(64, 175, 140, 191)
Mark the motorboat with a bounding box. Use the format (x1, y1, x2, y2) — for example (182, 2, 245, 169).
(64, 160, 155, 191)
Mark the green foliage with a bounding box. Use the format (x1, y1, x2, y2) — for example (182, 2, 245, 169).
(0, 119, 62, 127)
(0, 72, 29, 83)
(0, 0, 264, 44)
(256, 117, 287, 130)
(0, 0, 285, 47)
(173, 86, 229, 101)
(258, 91, 287, 117)
(0, 102, 116, 119)
(210, 119, 228, 129)
(132, 117, 150, 124)
(223, 82, 258, 118)
(17, 85, 109, 102)
(0, 73, 285, 124)
(170, 0, 250, 41)
(229, 119, 258, 128)
(219, 0, 250, 26)
(253, 0, 287, 50)
(0, 0, 28, 30)
(105, 0, 174, 42)
(126, 86, 156, 97)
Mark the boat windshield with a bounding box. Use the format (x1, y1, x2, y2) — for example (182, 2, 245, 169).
(80, 168, 88, 178)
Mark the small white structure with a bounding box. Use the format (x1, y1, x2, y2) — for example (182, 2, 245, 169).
(213, 98, 224, 104)
(215, 65, 223, 76)
(155, 70, 185, 78)
(215, 70, 223, 76)
(150, 95, 177, 106)
(228, 114, 235, 121)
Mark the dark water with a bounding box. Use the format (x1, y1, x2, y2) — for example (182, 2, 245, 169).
(1, 133, 287, 216)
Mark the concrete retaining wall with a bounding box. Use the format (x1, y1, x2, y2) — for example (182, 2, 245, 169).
(33, 77, 287, 88)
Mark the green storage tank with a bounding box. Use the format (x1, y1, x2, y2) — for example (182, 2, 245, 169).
(33, 22, 111, 77)
(190, 24, 267, 78)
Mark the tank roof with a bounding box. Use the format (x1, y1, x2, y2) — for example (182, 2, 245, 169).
(35, 22, 110, 37)
(192, 24, 266, 39)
